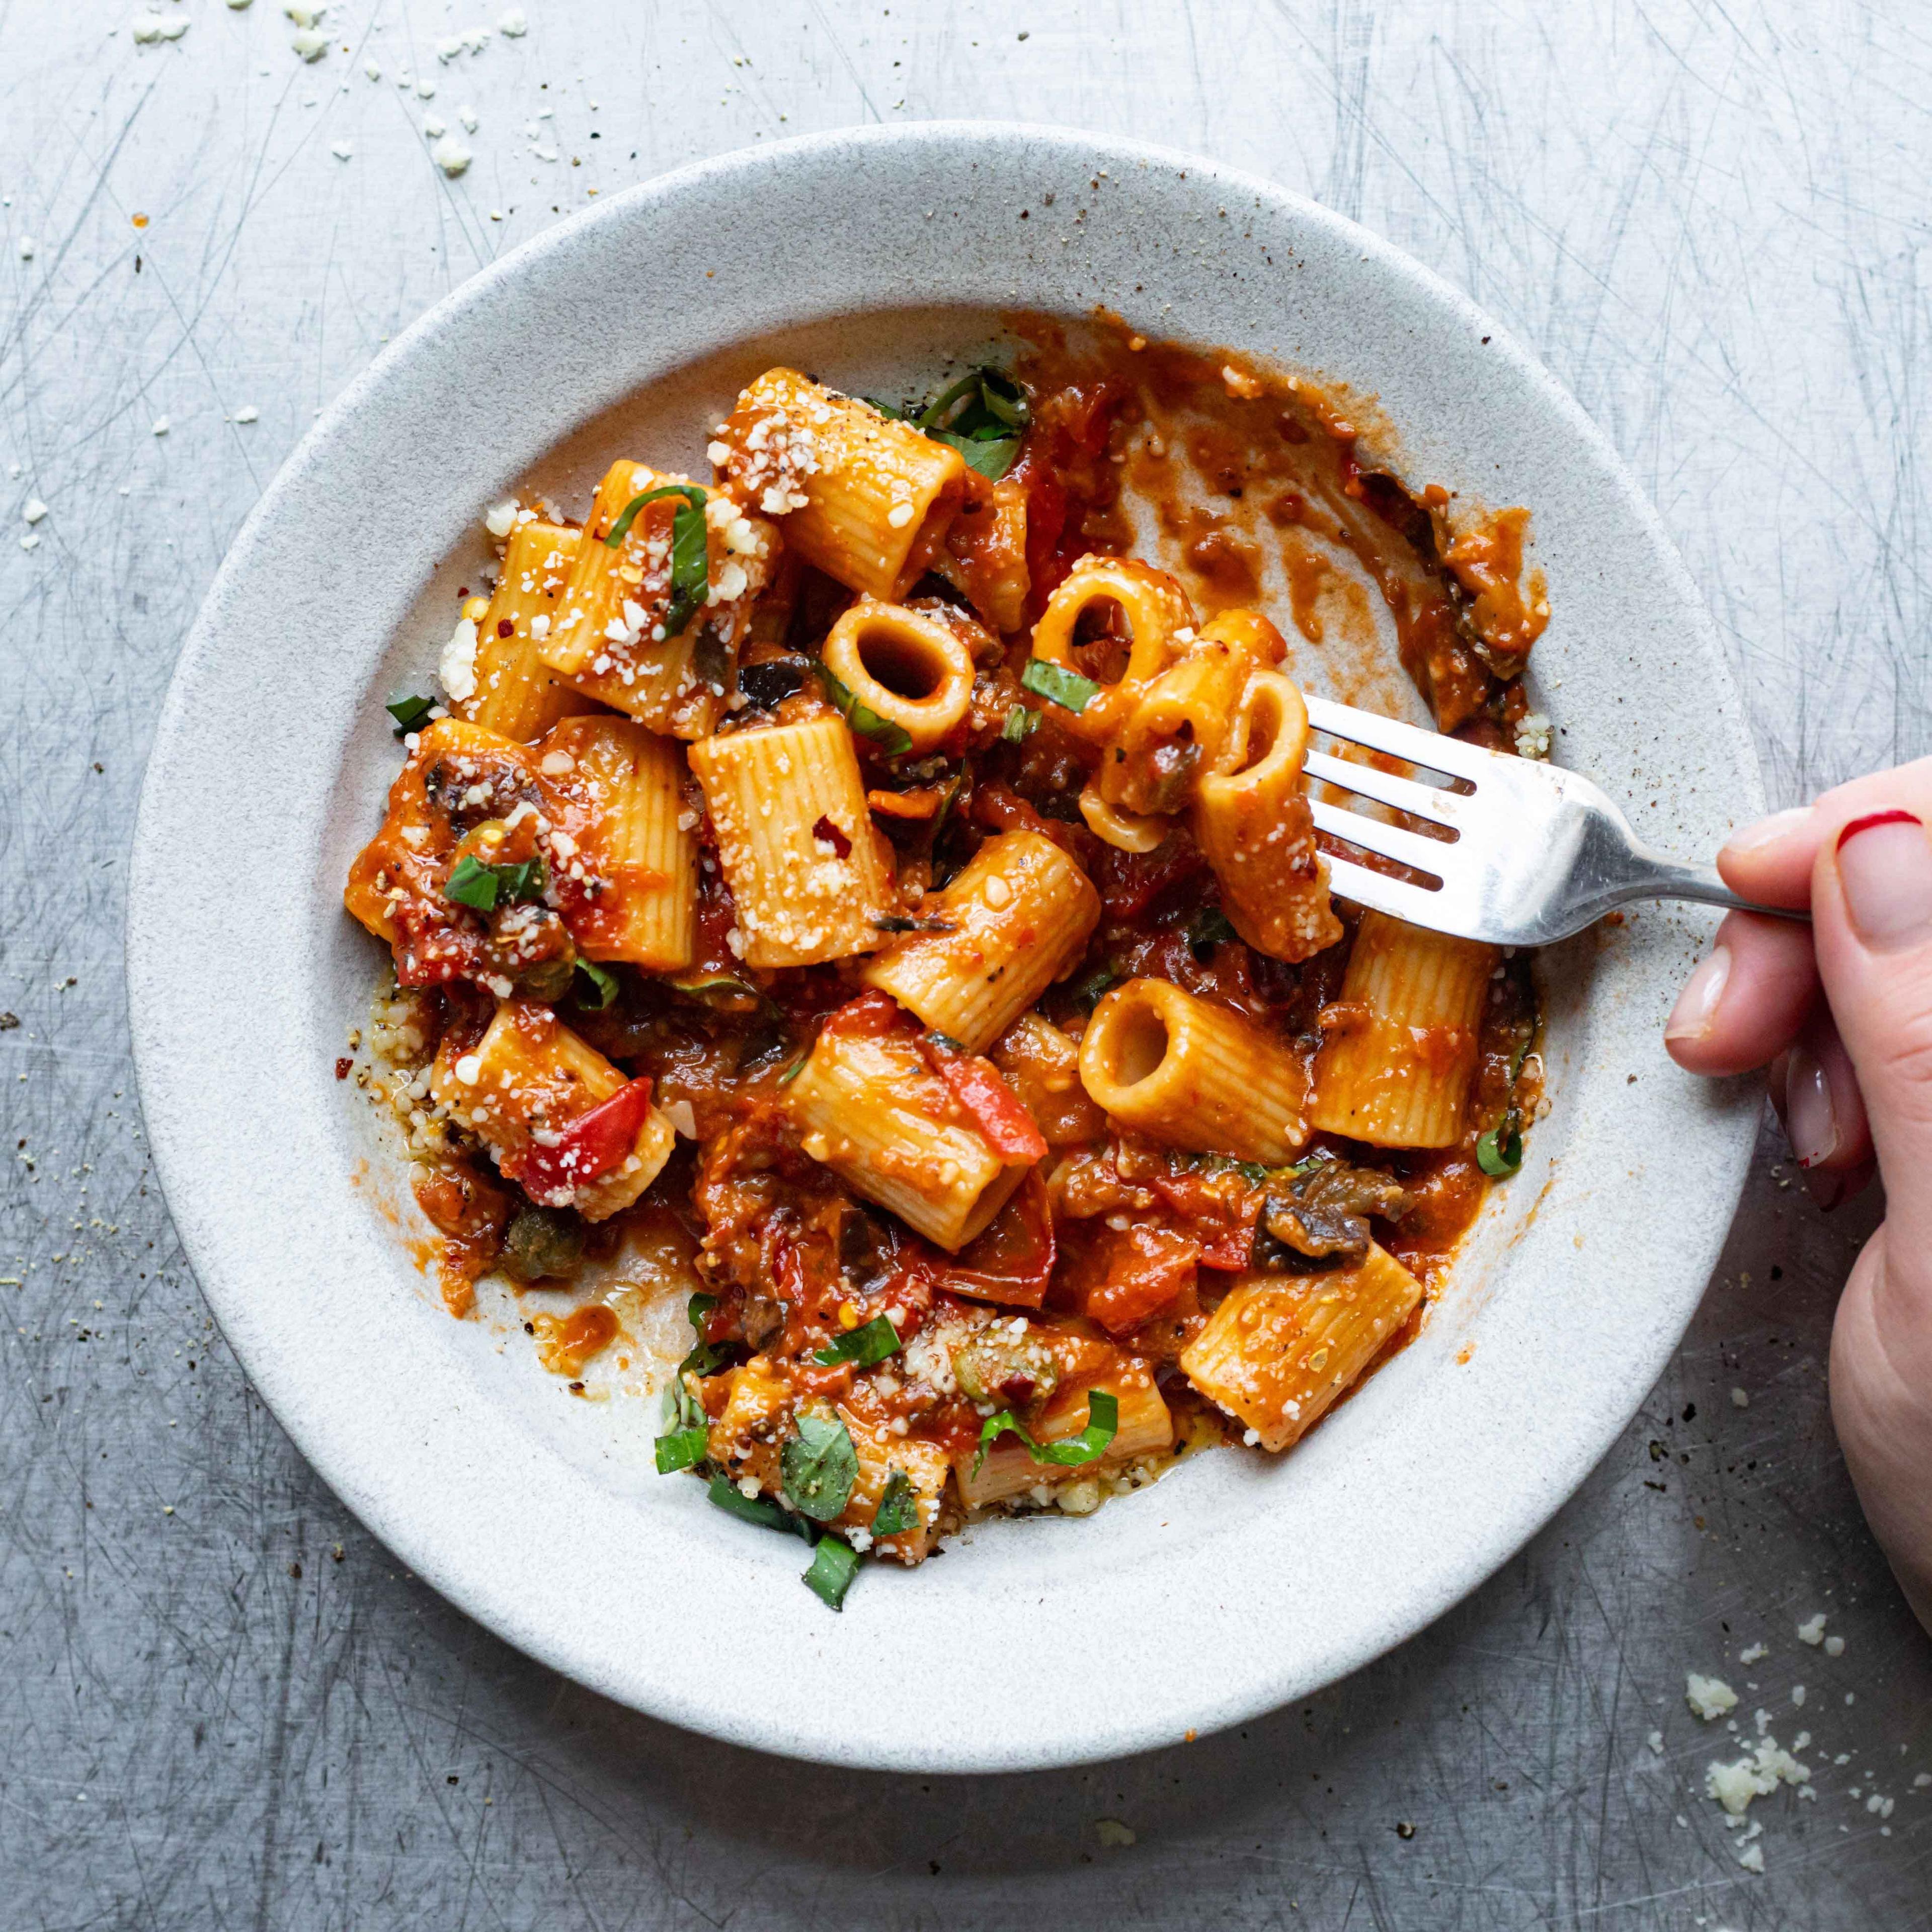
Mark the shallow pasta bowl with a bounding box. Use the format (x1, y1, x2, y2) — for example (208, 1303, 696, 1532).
(128, 121, 1761, 1773)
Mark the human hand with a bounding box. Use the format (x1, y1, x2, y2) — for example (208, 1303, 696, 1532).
(1663, 759, 1932, 1633)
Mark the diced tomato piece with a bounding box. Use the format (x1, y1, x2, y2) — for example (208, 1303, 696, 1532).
(921, 1170, 1056, 1309)
(505, 1076, 655, 1207)
(1085, 1222, 1197, 1334)
(819, 990, 906, 1041)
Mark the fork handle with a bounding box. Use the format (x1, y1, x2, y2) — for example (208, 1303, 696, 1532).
(1623, 848, 1810, 924)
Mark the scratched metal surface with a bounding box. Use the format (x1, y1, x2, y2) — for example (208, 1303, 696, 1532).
(2, 1, 1927, 1925)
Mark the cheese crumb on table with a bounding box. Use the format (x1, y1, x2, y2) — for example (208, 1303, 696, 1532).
(1686, 1673, 1740, 1721)
(1796, 1613, 1827, 1645)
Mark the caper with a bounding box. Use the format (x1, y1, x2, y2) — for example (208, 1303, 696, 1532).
(501, 1205, 585, 1283)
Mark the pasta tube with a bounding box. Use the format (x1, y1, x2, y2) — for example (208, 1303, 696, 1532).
(954, 1367, 1173, 1506)
(429, 1000, 674, 1221)
(457, 520, 602, 742)
(860, 830, 1099, 1052)
(1079, 978, 1308, 1165)
(1025, 554, 1193, 744)
(539, 460, 778, 739)
(1180, 1245, 1423, 1451)
(1193, 669, 1342, 963)
(819, 599, 975, 756)
(1309, 912, 1496, 1147)
(785, 1024, 1030, 1250)
(687, 716, 896, 968)
(713, 369, 967, 601)
(1102, 609, 1287, 815)
(537, 715, 696, 973)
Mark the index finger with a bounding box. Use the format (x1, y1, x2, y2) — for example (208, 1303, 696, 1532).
(1719, 757, 1932, 908)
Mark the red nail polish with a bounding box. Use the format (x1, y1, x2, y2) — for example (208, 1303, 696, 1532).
(1836, 808, 1921, 851)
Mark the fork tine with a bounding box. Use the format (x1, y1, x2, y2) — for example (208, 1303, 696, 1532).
(1302, 749, 1463, 827)
(1319, 852, 1448, 923)
(1308, 799, 1457, 877)
(1304, 695, 1496, 782)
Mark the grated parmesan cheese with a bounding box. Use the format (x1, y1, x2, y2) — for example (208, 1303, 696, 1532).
(1686, 1673, 1739, 1722)
(439, 616, 480, 701)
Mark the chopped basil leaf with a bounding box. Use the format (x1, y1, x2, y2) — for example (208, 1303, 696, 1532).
(912, 368, 1031, 481)
(1199, 1151, 1273, 1185)
(1186, 907, 1239, 959)
(814, 660, 914, 756)
(812, 1314, 902, 1368)
(654, 1424, 709, 1475)
(688, 1290, 718, 1328)
(871, 1469, 919, 1537)
(780, 1413, 860, 1522)
(871, 915, 957, 935)
(669, 973, 777, 1017)
(1070, 963, 1120, 1011)
(801, 1534, 861, 1611)
(1477, 1109, 1523, 1177)
(1001, 704, 1039, 742)
(574, 958, 620, 1009)
(1507, 1037, 1531, 1085)
(386, 694, 436, 735)
(863, 395, 908, 420)
(973, 1389, 1119, 1473)
(1021, 656, 1105, 714)
(707, 1473, 807, 1535)
(443, 853, 545, 912)
(776, 1055, 808, 1086)
(604, 483, 711, 637)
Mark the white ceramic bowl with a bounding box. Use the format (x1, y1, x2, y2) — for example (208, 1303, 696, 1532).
(128, 122, 1760, 1773)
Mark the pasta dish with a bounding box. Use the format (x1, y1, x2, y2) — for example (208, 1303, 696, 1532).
(343, 320, 1547, 1608)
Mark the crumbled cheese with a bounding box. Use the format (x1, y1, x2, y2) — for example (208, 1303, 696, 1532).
(431, 135, 472, 178)
(233, 406, 260, 424)
(485, 498, 519, 538)
(498, 8, 527, 35)
(1736, 1840, 1765, 1875)
(529, 613, 550, 640)
(663, 1099, 698, 1140)
(1514, 712, 1553, 760)
(439, 617, 480, 700)
(887, 500, 915, 529)
(1739, 1642, 1768, 1665)
(132, 13, 191, 43)
(452, 1055, 481, 1087)
(706, 439, 731, 467)
(1824, 1634, 1845, 1657)
(19, 533, 40, 552)
(17, 237, 35, 261)
(423, 115, 447, 138)
(290, 26, 329, 60)
(1797, 1613, 1827, 1646)
(21, 499, 47, 525)
(1707, 1734, 1811, 1816)
(1731, 1386, 1750, 1409)
(416, 78, 437, 99)
(1686, 1673, 1739, 1721)
(364, 58, 381, 79)
(458, 105, 479, 132)
(284, 3, 327, 24)
(330, 140, 354, 161)
(1221, 363, 1264, 400)
(1647, 1730, 1665, 1755)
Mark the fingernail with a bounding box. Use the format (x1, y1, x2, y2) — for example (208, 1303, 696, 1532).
(1723, 804, 1813, 856)
(1836, 810, 1932, 949)
(1804, 1166, 1845, 1213)
(1664, 945, 1731, 1041)
(1783, 1044, 1839, 1169)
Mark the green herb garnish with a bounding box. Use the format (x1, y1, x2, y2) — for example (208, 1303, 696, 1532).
(574, 958, 620, 1009)
(1477, 1109, 1523, 1177)
(1069, 963, 1120, 1012)
(1185, 907, 1239, 959)
(777, 1055, 808, 1085)
(1001, 704, 1039, 743)
(654, 1424, 709, 1474)
(812, 1315, 902, 1369)
(912, 368, 1032, 480)
(871, 1470, 919, 1537)
(814, 660, 914, 756)
(604, 483, 710, 638)
(386, 694, 437, 735)
(973, 1389, 1119, 1474)
(801, 1534, 861, 1610)
(1021, 656, 1105, 715)
(780, 1413, 860, 1522)
(443, 853, 546, 912)
(707, 1473, 810, 1536)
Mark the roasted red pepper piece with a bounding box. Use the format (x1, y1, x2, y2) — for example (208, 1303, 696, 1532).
(505, 1075, 655, 1207)
(918, 1033, 1048, 1162)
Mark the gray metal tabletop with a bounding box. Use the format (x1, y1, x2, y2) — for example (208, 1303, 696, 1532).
(3, 2, 1928, 1925)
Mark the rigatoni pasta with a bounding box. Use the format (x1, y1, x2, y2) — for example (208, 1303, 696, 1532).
(860, 830, 1099, 1052)
(784, 1023, 1030, 1250)
(1078, 978, 1309, 1165)
(714, 368, 966, 600)
(343, 329, 1550, 1609)
(1179, 1246, 1424, 1451)
(688, 715, 895, 967)
(1309, 912, 1497, 1147)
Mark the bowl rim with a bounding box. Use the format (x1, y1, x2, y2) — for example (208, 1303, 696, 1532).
(128, 118, 1761, 1773)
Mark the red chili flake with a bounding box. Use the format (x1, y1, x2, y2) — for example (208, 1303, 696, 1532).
(334, 1057, 354, 1080)
(812, 815, 852, 859)
(498, 618, 515, 638)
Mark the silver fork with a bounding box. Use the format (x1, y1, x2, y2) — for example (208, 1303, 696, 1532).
(1300, 696, 1802, 947)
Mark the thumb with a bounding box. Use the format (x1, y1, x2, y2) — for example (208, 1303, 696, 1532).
(1813, 808, 1932, 1626)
